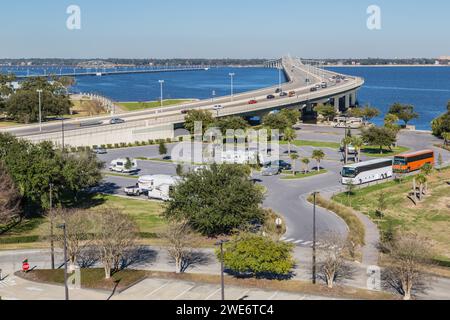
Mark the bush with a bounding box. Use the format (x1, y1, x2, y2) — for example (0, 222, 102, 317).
(148, 140, 154, 145)
(120, 143, 127, 148)
(166, 138, 172, 143)
(219, 233, 295, 279)
(128, 143, 133, 147)
(114, 143, 120, 149)
(100, 144, 106, 149)
(106, 144, 113, 149)
(141, 141, 147, 146)
(92, 145, 98, 150)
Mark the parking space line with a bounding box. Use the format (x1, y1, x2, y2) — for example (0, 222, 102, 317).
(268, 291, 279, 300)
(145, 281, 172, 297)
(173, 285, 195, 300)
(205, 288, 221, 300)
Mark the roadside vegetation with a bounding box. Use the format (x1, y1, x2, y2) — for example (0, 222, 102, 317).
(333, 167, 450, 266)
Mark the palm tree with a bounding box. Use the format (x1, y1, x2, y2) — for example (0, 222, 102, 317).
(312, 149, 325, 172)
(284, 127, 296, 155)
(416, 174, 427, 201)
(290, 153, 299, 176)
(443, 132, 450, 147)
(351, 136, 364, 163)
(301, 157, 310, 174)
(342, 136, 353, 164)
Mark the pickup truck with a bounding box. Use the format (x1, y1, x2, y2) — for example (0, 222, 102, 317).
(124, 184, 142, 196)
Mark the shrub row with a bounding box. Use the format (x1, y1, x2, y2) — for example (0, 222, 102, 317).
(307, 194, 366, 247)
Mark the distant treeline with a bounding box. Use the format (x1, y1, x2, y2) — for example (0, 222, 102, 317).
(0, 58, 269, 67)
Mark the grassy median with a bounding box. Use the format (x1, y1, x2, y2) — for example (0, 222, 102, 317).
(117, 99, 194, 111)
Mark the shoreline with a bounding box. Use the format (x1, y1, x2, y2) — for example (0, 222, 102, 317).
(326, 64, 450, 68)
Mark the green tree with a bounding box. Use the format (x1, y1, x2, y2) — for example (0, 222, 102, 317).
(164, 164, 265, 236)
(351, 136, 364, 163)
(219, 233, 295, 278)
(214, 116, 249, 135)
(262, 113, 290, 133)
(289, 153, 299, 175)
(124, 157, 133, 170)
(176, 164, 184, 176)
(315, 104, 336, 123)
(280, 108, 301, 127)
(361, 126, 397, 154)
(361, 106, 380, 123)
(283, 127, 296, 155)
(312, 149, 325, 172)
(184, 109, 215, 135)
(345, 180, 356, 206)
(341, 136, 353, 164)
(376, 192, 388, 219)
(388, 103, 419, 126)
(442, 132, 450, 146)
(301, 158, 310, 174)
(159, 141, 168, 158)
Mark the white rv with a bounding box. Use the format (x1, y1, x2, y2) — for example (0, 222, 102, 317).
(109, 158, 138, 173)
(138, 175, 182, 201)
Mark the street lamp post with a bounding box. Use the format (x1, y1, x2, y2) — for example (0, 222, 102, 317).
(158, 80, 165, 107)
(312, 192, 318, 284)
(37, 89, 43, 132)
(229, 73, 235, 101)
(58, 223, 69, 300)
(216, 240, 229, 301)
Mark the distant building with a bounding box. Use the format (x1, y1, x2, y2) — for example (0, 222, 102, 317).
(437, 56, 450, 65)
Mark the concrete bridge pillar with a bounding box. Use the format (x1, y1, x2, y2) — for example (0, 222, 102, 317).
(345, 95, 350, 110)
(334, 96, 341, 113)
(350, 91, 357, 106)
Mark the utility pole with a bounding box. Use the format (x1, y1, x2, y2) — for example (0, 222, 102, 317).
(216, 240, 229, 300)
(312, 191, 317, 284)
(37, 89, 43, 132)
(158, 80, 165, 107)
(58, 223, 69, 300)
(49, 183, 55, 270)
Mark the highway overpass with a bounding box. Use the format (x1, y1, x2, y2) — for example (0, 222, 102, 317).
(1, 57, 364, 147)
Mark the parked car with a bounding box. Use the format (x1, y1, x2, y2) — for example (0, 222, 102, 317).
(109, 158, 138, 173)
(261, 166, 281, 176)
(267, 94, 275, 100)
(124, 184, 142, 196)
(93, 147, 107, 154)
(263, 160, 292, 171)
(248, 100, 258, 105)
(110, 118, 125, 125)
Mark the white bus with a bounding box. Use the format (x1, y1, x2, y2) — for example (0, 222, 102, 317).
(341, 158, 393, 185)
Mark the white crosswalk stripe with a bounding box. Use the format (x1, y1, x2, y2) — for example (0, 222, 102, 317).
(0, 277, 16, 288)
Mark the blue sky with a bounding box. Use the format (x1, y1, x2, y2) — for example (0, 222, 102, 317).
(1, 0, 449, 58)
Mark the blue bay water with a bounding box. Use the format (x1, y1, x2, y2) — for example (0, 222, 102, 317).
(327, 66, 450, 130)
(4, 65, 450, 130)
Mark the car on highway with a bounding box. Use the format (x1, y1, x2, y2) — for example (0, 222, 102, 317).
(80, 120, 103, 127)
(310, 87, 318, 92)
(110, 118, 125, 125)
(275, 88, 282, 93)
(315, 84, 321, 89)
(266, 94, 275, 100)
(288, 91, 296, 97)
(181, 109, 189, 114)
(321, 82, 328, 89)
(279, 92, 288, 97)
(248, 100, 258, 105)
(93, 147, 107, 154)
(213, 105, 223, 110)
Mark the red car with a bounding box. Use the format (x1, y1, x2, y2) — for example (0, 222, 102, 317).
(248, 100, 258, 105)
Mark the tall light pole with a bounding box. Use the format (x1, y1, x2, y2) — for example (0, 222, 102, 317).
(278, 66, 282, 91)
(37, 89, 43, 132)
(312, 191, 318, 284)
(216, 240, 229, 301)
(58, 223, 69, 300)
(229, 73, 235, 102)
(158, 80, 165, 107)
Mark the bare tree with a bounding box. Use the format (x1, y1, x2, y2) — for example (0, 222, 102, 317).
(0, 162, 21, 225)
(93, 207, 138, 279)
(381, 233, 434, 300)
(164, 219, 194, 273)
(56, 208, 94, 271)
(317, 233, 354, 289)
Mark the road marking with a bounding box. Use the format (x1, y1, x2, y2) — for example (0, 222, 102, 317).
(302, 241, 313, 246)
(268, 291, 279, 300)
(294, 240, 304, 244)
(280, 237, 287, 241)
(173, 285, 195, 300)
(26, 287, 43, 292)
(284, 239, 295, 243)
(145, 281, 172, 297)
(205, 288, 221, 300)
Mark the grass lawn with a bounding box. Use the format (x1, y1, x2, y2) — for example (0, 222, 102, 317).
(361, 145, 410, 158)
(281, 170, 328, 180)
(280, 140, 341, 149)
(117, 99, 194, 111)
(0, 193, 166, 248)
(332, 167, 450, 263)
(18, 268, 395, 300)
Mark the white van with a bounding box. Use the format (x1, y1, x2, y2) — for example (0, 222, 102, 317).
(109, 158, 138, 173)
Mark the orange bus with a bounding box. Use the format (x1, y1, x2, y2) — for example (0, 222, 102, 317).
(393, 150, 435, 173)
